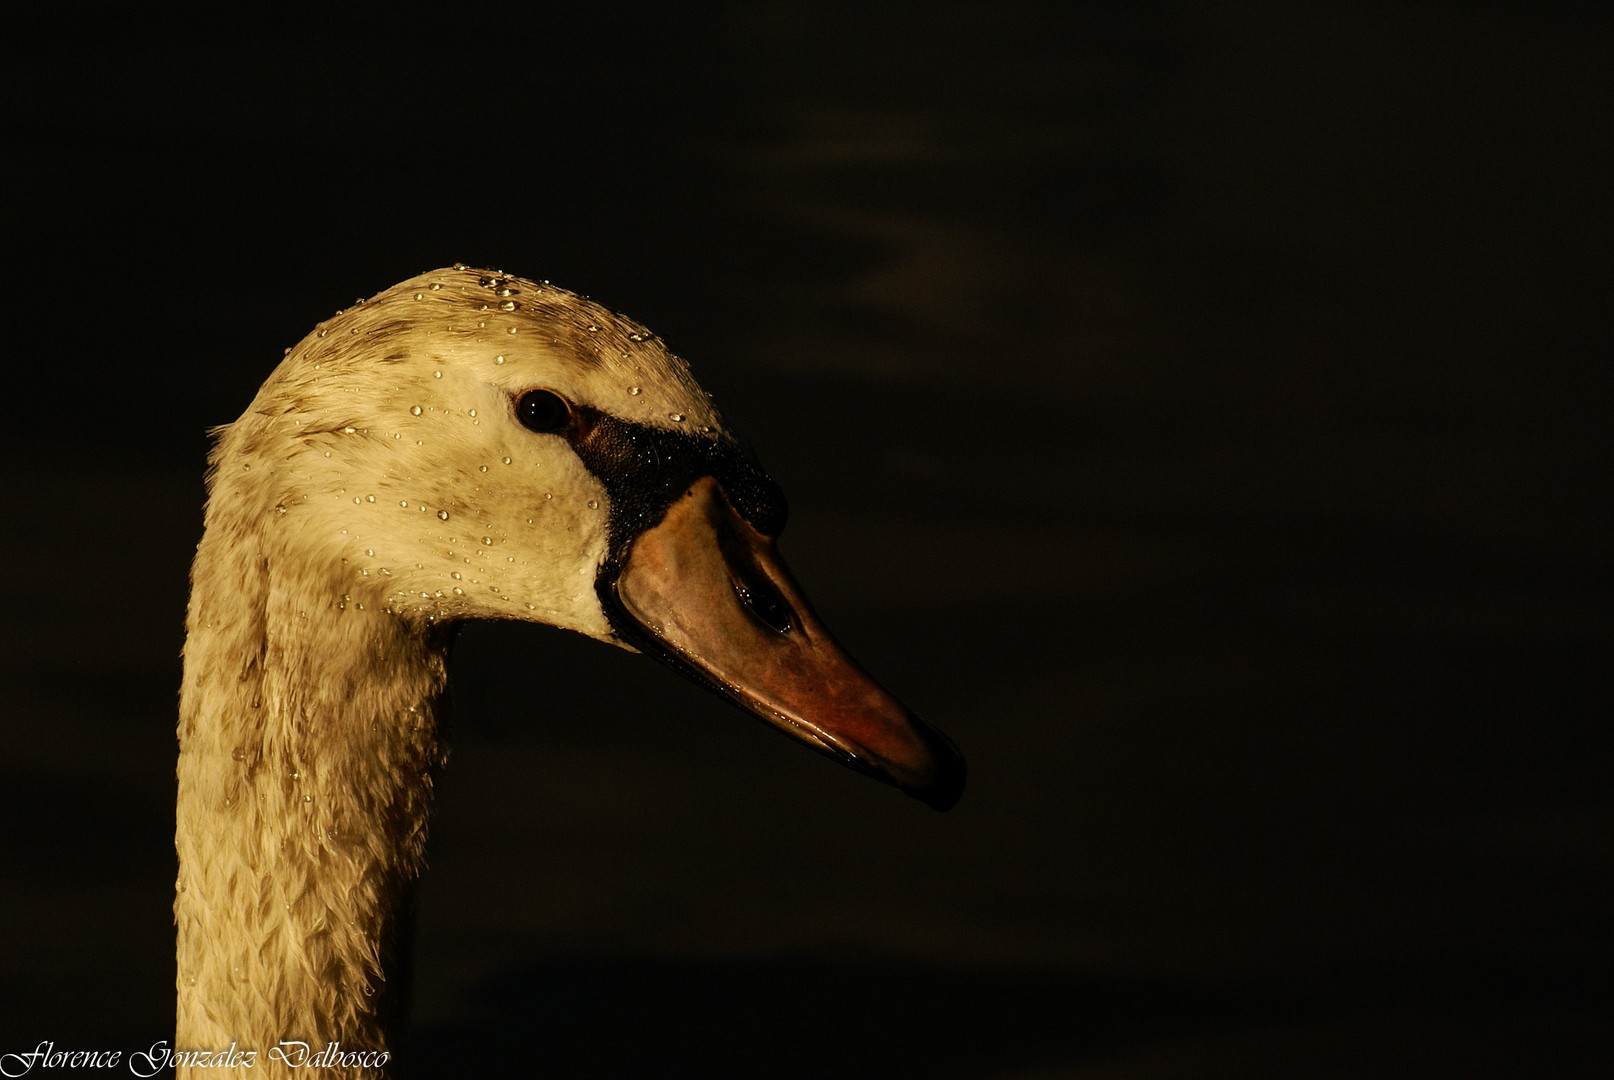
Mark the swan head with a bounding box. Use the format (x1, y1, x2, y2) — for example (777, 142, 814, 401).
(212, 265, 964, 810)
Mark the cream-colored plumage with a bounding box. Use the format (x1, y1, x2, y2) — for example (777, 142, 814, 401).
(175, 266, 729, 1076)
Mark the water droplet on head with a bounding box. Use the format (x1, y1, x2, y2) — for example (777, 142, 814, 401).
(481, 537, 493, 546)
(669, 413, 685, 423)
(501, 456, 511, 465)
(411, 405, 423, 416)
(438, 510, 450, 521)
(628, 386, 641, 396)
(434, 371, 443, 379)
(429, 282, 442, 291)
(495, 355, 505, 365)
(587, 499, 599, 510)
(468, 409, 477, 418)
(414, 292, 424, 301)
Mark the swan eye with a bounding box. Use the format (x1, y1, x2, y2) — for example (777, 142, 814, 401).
(516, 389, 571, 433)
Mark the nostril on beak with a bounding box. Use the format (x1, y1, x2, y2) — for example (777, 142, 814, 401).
(732, 573, 796, 635)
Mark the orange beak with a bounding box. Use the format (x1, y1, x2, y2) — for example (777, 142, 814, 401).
(608, 476, 965, 811)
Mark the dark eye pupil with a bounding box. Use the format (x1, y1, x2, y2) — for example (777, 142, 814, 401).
(517, 389, 571, 432)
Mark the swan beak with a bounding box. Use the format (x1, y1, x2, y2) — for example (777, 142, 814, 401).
(610, 476, 965, 811)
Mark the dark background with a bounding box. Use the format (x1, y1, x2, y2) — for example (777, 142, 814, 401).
(2, 4, 1609, 1076)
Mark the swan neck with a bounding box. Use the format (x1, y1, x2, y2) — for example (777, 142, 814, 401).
(175, 515, 448, 1074)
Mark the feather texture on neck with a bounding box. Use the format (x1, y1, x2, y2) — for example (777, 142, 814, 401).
(176, 404, 451, 1071)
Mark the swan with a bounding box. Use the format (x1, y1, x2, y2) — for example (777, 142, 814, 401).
(174, 265, 964, 1076)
